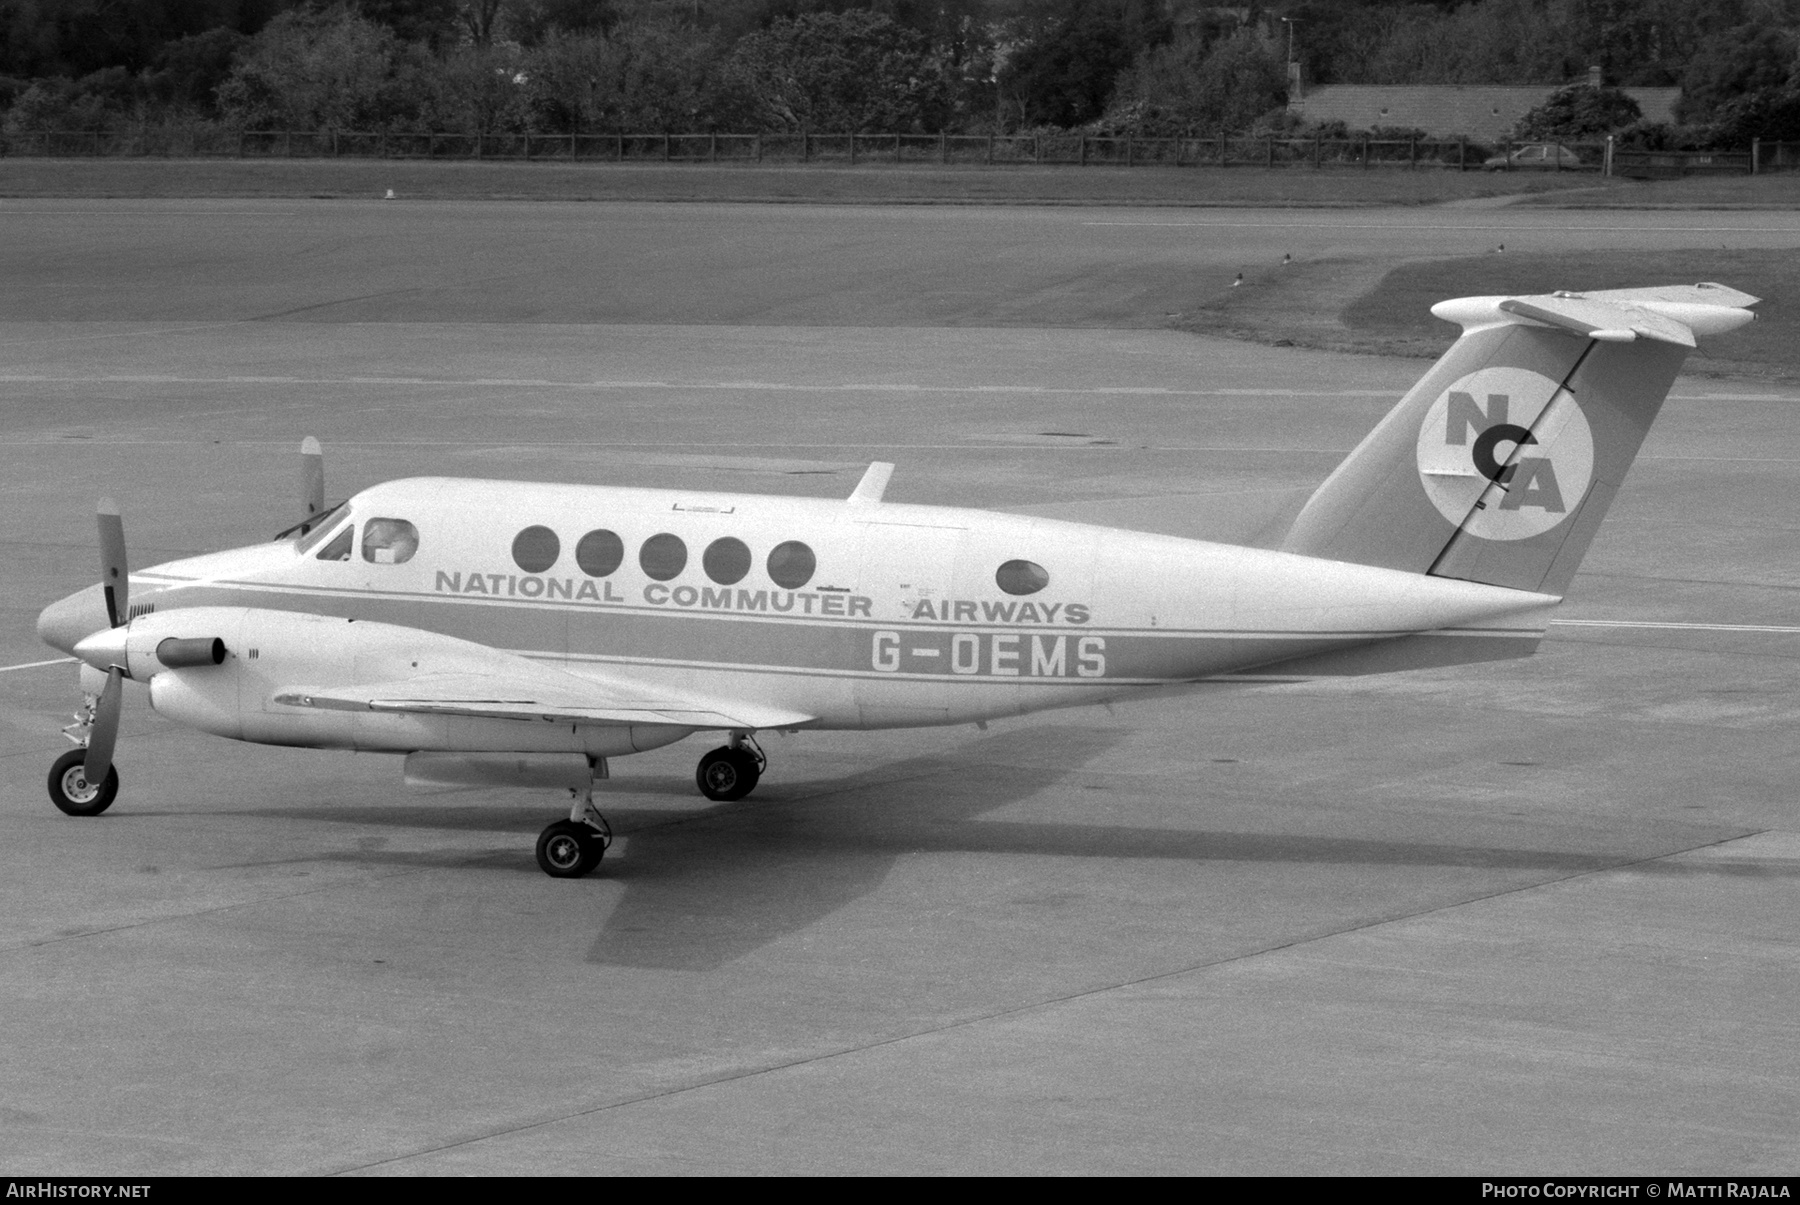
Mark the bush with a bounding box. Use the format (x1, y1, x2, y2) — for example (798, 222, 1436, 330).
(1706, 88, 1800, 146)
(1513, 84, 1641, 140)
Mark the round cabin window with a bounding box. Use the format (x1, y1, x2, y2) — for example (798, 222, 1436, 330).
(995, 559, 1049, 596)
(512, 525, 561, 573)
(703, 537, 752, 585)
(766, 540, 816, 590)
(639, 533, 688, 582)
(575, 529, 624, 577)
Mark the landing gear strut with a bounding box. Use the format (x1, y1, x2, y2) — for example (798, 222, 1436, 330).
(535, 787, 612, 879)
(696, 732, 764, 802)
(50, 688, 118, 817)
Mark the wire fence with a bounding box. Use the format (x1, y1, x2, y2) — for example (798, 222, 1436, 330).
(2, 128, 1793, 174)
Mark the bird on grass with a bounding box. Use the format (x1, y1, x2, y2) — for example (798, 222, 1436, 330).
(1232, 272, 1244, 287)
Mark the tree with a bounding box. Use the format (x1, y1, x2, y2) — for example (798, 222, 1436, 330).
(1114, 25, 1287, 135)
(725, 9, 948, 132)
(1677, 22, 1798, 124)
(215, 6, 417, 129)
(998, 0, 1165, 129)
(1513, 83, 1641, 138)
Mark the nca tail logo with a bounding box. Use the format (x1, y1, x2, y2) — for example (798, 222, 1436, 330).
(1415, 366, 1593, 541)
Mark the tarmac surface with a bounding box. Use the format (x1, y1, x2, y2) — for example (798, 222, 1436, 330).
(1, 200, 1797, 1175)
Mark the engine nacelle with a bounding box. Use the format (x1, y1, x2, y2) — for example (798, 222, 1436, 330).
(123, 606, 691, 756)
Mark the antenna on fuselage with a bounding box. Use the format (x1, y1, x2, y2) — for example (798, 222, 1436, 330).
(848, 462, 894, 505)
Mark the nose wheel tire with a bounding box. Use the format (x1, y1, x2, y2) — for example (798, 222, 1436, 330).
(536, 819, 604, 878)
(696, 746, 761, 802)
(48, 748, 118, 817)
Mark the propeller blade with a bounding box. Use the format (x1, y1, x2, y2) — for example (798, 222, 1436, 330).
(301, 436, 325, 521)
(97, 497, 128, 628)
(83, 665, 123, 784)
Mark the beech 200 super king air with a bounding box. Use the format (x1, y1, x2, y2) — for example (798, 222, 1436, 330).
(35, 284, 1759, 878)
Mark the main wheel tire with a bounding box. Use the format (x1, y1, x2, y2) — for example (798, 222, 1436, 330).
(48, 749, 118, 817)
(696, 746, 760, 802)
(535, 820, 603, 878)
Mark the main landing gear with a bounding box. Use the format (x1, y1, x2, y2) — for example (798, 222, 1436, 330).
(536, 789, 613, 879)
(534, 732, 768, 878)
(696, 732, 764, 802)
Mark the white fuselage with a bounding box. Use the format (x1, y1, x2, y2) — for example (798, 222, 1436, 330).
(72, 476, 1558, 753)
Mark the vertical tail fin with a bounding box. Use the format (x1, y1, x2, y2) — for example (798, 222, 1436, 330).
(1281, 283, 1758, 596)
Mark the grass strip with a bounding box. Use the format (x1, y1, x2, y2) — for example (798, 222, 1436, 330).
(0, 157, 1618, 207)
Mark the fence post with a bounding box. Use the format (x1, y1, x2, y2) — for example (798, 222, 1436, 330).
(1313, 135, 1321, 168)
(1410, 136, 1417, 169)
(1078, 136, 1086, 166)
(803, 133, 810, 163)
(849, 132, 856, 165)
(662, 133, 670, 161)
(1458, 137, 1465, 170)
(1125, 135, 1133, 166)
(939, 131, 947, 163)
(986, 134, 993, 164)
(1752, 137, 1761, 175)
(1361, 135, 1368, 168)
(1604, 134, 1614, 176)
(1266, 134, 1274, 167)
(238, 130, 246, 158)
(893, 133, 901, 162)
(754, 133, 762, 162)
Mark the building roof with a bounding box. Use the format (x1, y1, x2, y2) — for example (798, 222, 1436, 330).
(1289, 84, 1681, 140)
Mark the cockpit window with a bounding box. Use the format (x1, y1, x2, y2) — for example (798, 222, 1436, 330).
(315, 525, 353, 562)
(362, 518, 419, 564)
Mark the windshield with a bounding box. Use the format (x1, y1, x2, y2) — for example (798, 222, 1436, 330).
(276, 501, 346, 545)
(294, 505, 352, 554)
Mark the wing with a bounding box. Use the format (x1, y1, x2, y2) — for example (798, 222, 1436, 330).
(272, 666, 815, 732)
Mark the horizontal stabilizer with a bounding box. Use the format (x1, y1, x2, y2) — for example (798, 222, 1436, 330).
(1497, 296, 1694, 347)
(1434, 283, 1757, 347)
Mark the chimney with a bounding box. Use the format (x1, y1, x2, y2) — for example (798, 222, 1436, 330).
(1587, 65, 1603, 88)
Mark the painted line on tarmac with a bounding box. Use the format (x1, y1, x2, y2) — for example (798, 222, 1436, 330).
(1552, 620, 1800, 634)
(7, 374, 1795, 404)
(1083, 220, 1794, 233)
(0, 374, 1399, 398)
(0, 657, 74, 673)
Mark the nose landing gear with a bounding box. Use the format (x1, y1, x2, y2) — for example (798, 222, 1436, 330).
(48, 748, 117, 817)
(696, 732, 764, 802)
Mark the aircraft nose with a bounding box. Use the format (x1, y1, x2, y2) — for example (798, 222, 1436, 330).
(37, 584, 111, 655)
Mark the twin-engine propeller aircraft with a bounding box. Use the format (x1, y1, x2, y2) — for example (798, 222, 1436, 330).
(36, 284, 1758, 877)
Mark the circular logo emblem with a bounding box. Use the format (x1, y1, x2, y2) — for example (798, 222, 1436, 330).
(1415, 366, 1593, 541)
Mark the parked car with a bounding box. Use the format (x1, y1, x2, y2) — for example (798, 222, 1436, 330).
(1482, 143, 1586, 171)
